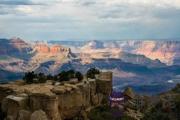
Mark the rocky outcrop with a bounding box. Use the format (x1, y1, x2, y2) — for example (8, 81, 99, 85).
(30, 110, 48, 120)
(34, 43, 70, 55)
(1, 94, 28, 120)
(0, 38, 75, 81)
(0, 72, 112, 120)
(17, 110, 31, 120)
(80, 40, 180, 65)
(29, 93, 60, 120)
(0, 38, 32, 56)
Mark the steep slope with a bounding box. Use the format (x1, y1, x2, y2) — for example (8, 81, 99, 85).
(133, 41, 180, 65)
(0, 37, 32, 60)
(79, 41, 166, 68)
(0, 38, 75, 80)
(0, 38, 33, 73)
(78, 40, 180, 65)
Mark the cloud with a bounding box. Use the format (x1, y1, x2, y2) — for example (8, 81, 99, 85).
(0, 0, 180, 40)
(0, 0, 47, 15)
(0, 0, 41, 6)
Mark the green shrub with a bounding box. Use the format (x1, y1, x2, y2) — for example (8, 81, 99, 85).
(23, 70, 84, 84)
(86, 68, 100, 79)
(88, 105, 122, 120)
(38, 73, 47, 83)
(23, 71, 36, 84)
(75, 72, 83, 81)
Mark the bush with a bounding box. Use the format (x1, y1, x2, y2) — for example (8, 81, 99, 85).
(75, 72, 83, 81)
(23, 70, 84, 84)
(143, 102, 170, 120)
(38, 73, 47, 83)
(88, 105, 122, 120)
(23, 72, 47, 84)
(172, 83, 180, 93)
(86, 68, 100, 79)
(121, 115, 136, 120)
(58, 71, 69, 81)
(23, 71, 36, 84)
(55, 70, 84, 82)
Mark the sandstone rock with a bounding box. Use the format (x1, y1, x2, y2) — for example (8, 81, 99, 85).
(0, 71, 112, 120)
(34, 43, 49, 53)
(57, 89, 86, 119)
(17, 110, 31, 120)
(29, 93, 60, 120)
(50, 45, 69, 54)
(51, 86, 66, 94)
(69, 78, 79, 84)
(30, 110, 48, 120)
(6, 115, 14, 120)
(1, 94, 28, 120)
(88, 79, 98, 105)
(0, 86, 15, 103)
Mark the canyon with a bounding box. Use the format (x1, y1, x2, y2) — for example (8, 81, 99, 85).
(0, 38, 180, 94)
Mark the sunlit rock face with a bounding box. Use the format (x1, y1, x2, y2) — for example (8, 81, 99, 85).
(118, 40, 180, 65)
(34, 43, 50, 53)
(79, 40, 180, 65)
(34, 43, 70, 54)
(0, 38, 74, 77)
(133, 41, 180, 65)
(79, 41, 166, 67)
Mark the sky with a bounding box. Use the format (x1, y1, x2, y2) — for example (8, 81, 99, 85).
(0, 0, 180, 41)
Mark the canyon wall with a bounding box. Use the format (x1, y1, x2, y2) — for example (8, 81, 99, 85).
(0, 72, 112, 120)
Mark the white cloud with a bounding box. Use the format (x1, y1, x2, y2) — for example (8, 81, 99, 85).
(15, 6, 34, 14)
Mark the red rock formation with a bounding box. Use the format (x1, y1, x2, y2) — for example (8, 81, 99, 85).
(34, 43, 70, 54)
(10, 37, 29, 49)
(34, 43, 50, 53)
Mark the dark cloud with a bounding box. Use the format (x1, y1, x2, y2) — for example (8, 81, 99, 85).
(0, 0, 43, 6)
(0, 5, 16, 15)
(0, 0, 45, 15)
(153, 8, 180, 19)
(79, 1, 97, 6)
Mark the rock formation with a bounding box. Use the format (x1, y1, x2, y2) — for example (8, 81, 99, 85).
(34, 43, 70, 55)
(79, 40, 180, 65)
(0, 71, 112, 120)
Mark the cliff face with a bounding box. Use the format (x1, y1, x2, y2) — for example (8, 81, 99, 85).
(0, 38, 32, 58)
(34, 43, 70, 54)
(0, 39, 74, 78)
(79, 40, 180, 65)
(0, 72, 112, 120)
(133, 41, 180, 65)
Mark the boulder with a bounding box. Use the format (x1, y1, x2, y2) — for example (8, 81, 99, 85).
(17, 110, 31, 120)
(1, 94, 28, 120)
(29, 93, 61, 120)
(0, 86, 15, 103)
(6, 115, 14, 120)
(51, 86, 66, 94)
(30, 110, 48, 120)
(57, 82, 91, 119)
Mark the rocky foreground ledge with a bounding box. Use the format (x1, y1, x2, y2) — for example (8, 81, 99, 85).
(0, 72, 112, 120)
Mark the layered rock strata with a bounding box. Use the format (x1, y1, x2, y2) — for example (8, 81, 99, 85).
(0, 72, 112, 120)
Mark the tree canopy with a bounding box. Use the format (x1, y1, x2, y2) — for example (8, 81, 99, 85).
(23, 70, 84, 84)
(86, 68, 100, 79)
